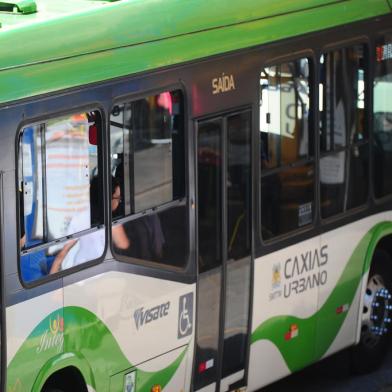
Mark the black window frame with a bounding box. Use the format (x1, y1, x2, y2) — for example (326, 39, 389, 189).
(16, 105, 107, 287)
(109, 85, 190, 272)
(372, 31, 392, 202)
(318, 40, 371, 222)
(259, 53, 316, 243)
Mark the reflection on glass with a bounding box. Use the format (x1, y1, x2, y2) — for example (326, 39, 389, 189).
(197, 119, 222, 273)
(45, 113, 93, 240)
(319, 45, 366, 152)
(260, 58, 310, 169)
(374, 36, 392, 198)
(20, 227, 105, 282)
(194, 269, 221, 390)
(223, 111, 252, 377)
(227, 112, 251, 260)
(261, 163, 314, 239)
(193, 118, 223, 389)
(110, 90, 185, 213)
(320, 151, 346, 218)
(347, 145, 368, 209)
(113, 206, 187, 268)
(18, 111, 104, 283)
(319, 44, 368, 218)
(20, 125, 44, 247)
(223, 259, 250, 377)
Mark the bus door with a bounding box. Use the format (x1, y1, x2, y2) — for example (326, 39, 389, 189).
(194, 109, 252, 392)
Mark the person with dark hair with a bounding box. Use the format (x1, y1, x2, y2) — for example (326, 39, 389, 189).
(50, 176, 129, 273)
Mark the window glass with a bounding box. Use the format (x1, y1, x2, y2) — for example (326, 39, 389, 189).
(374, 35, 392, 198)
(260, 58, 310, 169)
(19, 111, 104, 283)
(110, 90, 187, 268)
(227, 112, 251, 261)
(20, 125, 44, 247)
(347, 144, 369, 209)
(319, 45, 366, 152)
(261, 163, 314, 239)
(319, 44, 368, 218)
(260, 58, 314, 239)
(111, 90, 185, 213)
(197, 118, 222, 273)
(320, 151, 346, 217)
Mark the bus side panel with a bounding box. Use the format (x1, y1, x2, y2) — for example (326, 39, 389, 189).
(6, 289, 64, 392)
(248, 212, 392, 390)
(63, 270, 195, 392)
(248, 236, 320, 390)
(317, 212, 392, 359)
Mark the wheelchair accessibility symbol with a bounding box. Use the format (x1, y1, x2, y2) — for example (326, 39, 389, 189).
(178, 292, 193, 338)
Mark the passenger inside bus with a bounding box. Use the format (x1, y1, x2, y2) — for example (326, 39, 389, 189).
(49, 176, 129, 273)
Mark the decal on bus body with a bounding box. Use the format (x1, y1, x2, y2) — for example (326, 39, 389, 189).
(248, 211, 392, 390)
(212, 73, 236, 95)
(6, 272, 195, 392)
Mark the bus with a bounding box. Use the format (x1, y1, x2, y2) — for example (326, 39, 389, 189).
(1, 0, 392, 391)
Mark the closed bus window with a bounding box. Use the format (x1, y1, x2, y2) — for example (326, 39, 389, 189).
(260, 58, 314, 239)
(18, 111, 104, 283)
(319, 44, 368, 218)
(110, 90, 187, 268)
(260, 59, 310, 169)
(374, 35, 392, 198)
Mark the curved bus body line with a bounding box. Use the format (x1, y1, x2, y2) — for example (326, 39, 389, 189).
(2, 0, 392, 391)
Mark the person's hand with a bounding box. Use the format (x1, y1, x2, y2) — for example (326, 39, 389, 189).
(49, 239, 78, 274)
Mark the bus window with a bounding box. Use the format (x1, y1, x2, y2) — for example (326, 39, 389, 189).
(374, 34, 392, 198)
(259, 58, 314, 239)
(110, 90, 187, 268)
(319, 44, 368, 218)
(18, 111, 104, 283)
(260, 59, 311, 169)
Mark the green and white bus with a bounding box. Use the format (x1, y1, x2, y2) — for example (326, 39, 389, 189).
(1, 0, 392, 391)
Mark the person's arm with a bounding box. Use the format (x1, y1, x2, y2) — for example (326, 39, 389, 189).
(50, 239, 77, 274)
(19, 234, 26, 249)
(112, 224, 130, 250)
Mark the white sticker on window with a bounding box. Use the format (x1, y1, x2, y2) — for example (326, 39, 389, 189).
(298, 202, 312, 227)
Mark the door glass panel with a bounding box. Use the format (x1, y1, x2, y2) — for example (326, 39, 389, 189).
(227, 112, 251, 260)
(194, 119, 223, 390)
(197, 119, 222, 273)
(223, 111, 252, 378)
(195, 269, 222, 390)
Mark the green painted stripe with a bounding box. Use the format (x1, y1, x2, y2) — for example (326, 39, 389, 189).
(0, 0, 388, 68)
(0, 0, 389, 104)
(7, 306, 187, 392)
(251, 221, 392, 372)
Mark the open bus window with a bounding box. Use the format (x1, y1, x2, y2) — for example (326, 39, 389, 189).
(374, 34, 392, 198)
(259, 58, 314, 239)
(18, 110, 104, 283)
(319, 44, 368, 218)
(109, 90, 187, 268)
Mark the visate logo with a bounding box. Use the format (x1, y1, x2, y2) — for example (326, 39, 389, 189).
(133, 302, 170, 330)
